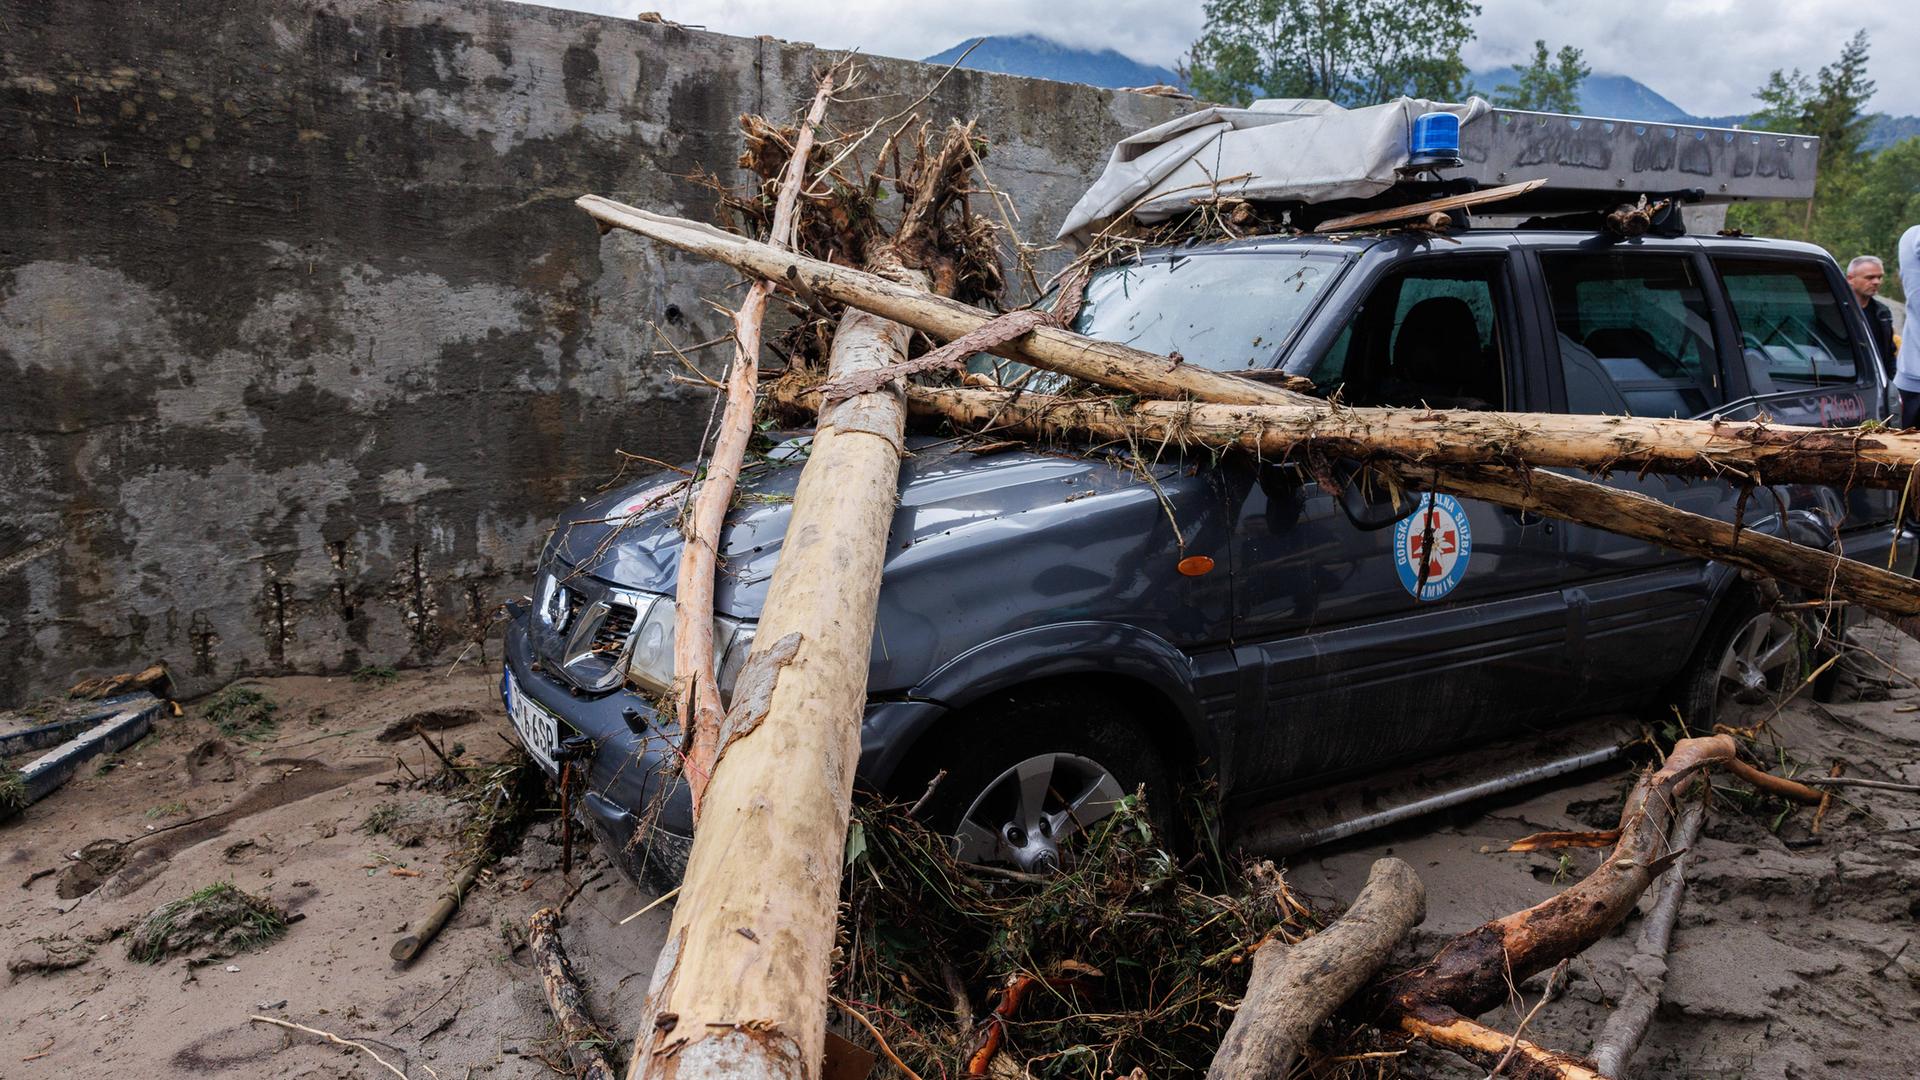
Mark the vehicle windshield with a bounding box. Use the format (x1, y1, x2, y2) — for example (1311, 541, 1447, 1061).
(968, 250, 1348, 386)
(1074, 252, 1346, 370)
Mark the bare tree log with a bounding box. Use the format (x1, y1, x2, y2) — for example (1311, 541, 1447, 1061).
(528, 907, 619, 1080)
(1373, 735, 1820, 1077)
(628, 283, 927, 1080)
(677, 72, 837, 819)
(574, 199, 1920, 491)
(575, 196, 1307, 407)
(1206, 857, 1426, 1080)
(1588, 794, 1707, 1079)
(898, 383, 1920, 491)
(885, 385, 1920, 624)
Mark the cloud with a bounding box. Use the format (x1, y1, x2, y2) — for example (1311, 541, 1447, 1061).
(527, 0, 1916, 116)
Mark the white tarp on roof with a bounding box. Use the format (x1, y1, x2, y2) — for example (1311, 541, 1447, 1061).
(1058, 95, 1490, 248)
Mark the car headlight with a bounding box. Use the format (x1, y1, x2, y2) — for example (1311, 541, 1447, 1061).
(626, 597, 757, 707)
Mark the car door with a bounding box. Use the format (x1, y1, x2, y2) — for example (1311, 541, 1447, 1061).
(1708, 252, 1896, 535)
(1525, 241, 1741, 709)
(1226, 252, 1569, 798)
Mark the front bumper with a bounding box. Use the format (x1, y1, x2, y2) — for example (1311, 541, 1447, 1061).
(503, 615, 694, 888)
(502, 612, 951, 888)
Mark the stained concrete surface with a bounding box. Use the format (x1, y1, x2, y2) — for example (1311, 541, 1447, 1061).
(0, 0, 1181, 706)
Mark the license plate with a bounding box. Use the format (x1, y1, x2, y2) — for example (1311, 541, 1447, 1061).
(505, 671, 560, 773)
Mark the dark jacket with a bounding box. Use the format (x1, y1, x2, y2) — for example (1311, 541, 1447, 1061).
(1864, 296, 1898, 379)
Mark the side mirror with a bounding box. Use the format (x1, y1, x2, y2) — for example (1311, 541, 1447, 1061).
(1332, 460, 1420, 531)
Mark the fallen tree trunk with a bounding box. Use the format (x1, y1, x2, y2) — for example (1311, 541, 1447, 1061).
(576, 198, 1920, 491)
(1588, 794, 1707, 1079)
(1373, 735, 1818, 1076)
(677, 72, 837, 819)
(899, 383, 1920, 491)
(1206, 857, 1426, 1080)
(528, 907, 619, 1080)
(882, 384, 1920, 622)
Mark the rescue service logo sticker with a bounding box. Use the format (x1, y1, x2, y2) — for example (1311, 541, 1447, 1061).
(1394, 493, 1473, 601)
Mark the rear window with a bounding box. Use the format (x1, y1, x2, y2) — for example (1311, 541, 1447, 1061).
(1714, 258, 1858, 391)
(1072, 252, 1347, 371)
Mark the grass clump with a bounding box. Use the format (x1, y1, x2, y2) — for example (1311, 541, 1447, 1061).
(203, 686, 278, 740)
(351, 664, 399, 684)
(127, 882, 289, 963)
(360, 802, 400, 836)
(0, 767, 26, 823)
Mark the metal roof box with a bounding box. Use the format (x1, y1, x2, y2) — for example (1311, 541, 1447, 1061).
(1060, 97, 1819, 247)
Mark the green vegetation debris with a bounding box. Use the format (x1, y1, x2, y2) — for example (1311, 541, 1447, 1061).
(360, 802, 400, 836)
(0, 767, 26, 823)
(351, 664, 399, 684)
(203, 686, 278, 741)
(835, 795, 1332, 1078)
(127, 882, 288, 963)
(144, 801, 187, 820)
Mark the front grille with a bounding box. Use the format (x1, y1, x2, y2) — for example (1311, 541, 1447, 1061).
(591, 603, 639, 656)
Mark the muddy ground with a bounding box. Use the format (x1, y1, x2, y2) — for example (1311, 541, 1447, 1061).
(4, 629, 1920, 1078)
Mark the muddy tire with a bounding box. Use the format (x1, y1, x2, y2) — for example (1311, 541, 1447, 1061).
(906, 683, 1177, 872)
(1673, 590, 1809, 732)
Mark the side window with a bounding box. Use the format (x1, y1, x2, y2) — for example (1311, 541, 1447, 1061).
(1714, 258, 1858, 393)
(1307, 263, 1508, 410)
(1541, 253, 1722, 418)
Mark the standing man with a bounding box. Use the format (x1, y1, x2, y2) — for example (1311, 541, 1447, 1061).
(1849, 255, 1898, 380)
(1901, 226, 1920, 429)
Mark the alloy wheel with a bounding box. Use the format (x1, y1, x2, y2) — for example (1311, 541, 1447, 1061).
(951, 753, 1126, 873)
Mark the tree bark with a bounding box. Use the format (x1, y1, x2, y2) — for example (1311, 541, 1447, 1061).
(1588, 795, 1706, 1079)
(628, 277, 924, 1080)
(1206, 857, 1426, 1080)
(899, 383, 1920, 491)
(574, 196, 1307, 407)
(528, 907, 619, 1080)
(887, 385, 1920, 623)
(575, 198, 1920, 493)
(677, 73, 837, 819)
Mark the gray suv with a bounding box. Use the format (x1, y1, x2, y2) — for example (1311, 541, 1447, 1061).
(502, 224, 1906, 885)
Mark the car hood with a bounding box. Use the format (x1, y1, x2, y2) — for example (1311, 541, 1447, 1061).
(549, 434, 1173, 615)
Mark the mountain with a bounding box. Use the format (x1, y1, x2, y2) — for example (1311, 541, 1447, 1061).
(921, 38, 1917, 151)
(922, 34, 1183, 90)
(1471, 67, 1692, 121)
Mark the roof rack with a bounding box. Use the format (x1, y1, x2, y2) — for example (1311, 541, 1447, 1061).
(1059, 98, 1820, 247)
(1458, 107, 1818, 207)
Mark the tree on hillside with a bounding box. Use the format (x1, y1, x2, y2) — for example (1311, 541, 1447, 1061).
(1491, 40, 1589, 113)
(1184, 0, 1480, 108)
(1849, 136, 1920, 302)
(1728, 30, 1876, 248)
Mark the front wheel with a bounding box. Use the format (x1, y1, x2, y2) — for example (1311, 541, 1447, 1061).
(906, 684, 1177, 872)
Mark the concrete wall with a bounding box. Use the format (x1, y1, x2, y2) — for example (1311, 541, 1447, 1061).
(0, 0, 1181, 706)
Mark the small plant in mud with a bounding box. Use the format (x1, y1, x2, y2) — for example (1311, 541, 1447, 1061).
(351, 664, 400, 684)
(0, 767, 26, 822)
(127, 882, 289, 963)
(144, 801, 187, 820)
(360, 802, 400, 836)
(203, 686, 278, 741)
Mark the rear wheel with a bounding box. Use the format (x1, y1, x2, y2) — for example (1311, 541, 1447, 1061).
(907, 684, 1177, 872)
(1675, 593, 1807, 731)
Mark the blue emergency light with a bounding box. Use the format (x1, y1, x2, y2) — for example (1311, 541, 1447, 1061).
(1407, 112, 1463, 170)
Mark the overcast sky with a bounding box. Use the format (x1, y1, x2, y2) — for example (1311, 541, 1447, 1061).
(533, 0, 1916, 117)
